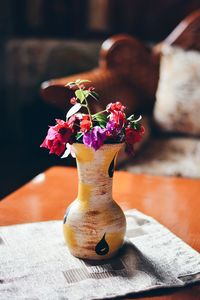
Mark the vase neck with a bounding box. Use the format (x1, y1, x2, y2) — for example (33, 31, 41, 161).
(72, 143, 123, 208)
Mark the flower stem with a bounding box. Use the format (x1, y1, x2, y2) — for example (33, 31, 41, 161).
(84, 98, 92, 123)
(77, 84, 92, 123)
(92, 109, 106, 116)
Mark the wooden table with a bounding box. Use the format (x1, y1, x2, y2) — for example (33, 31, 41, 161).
(1, 166, 200, 299)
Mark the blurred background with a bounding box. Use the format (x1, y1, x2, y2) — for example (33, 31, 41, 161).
(1, 0, 200, 199)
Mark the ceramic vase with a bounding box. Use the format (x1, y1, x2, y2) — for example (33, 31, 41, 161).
(63, 143, 126, 260)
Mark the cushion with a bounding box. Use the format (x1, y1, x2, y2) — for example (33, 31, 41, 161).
(122, 137, 200, 178)
(154, 45, 200, 135)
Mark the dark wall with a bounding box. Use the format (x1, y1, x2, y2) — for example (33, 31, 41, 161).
(2, 0, 200, 41)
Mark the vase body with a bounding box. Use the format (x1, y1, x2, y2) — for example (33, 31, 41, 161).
(63, 143, 126, 260)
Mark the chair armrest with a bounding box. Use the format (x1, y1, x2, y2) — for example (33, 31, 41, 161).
(164, 9, 200, 51)
(40, 34, 159, 114)
(40, 10, 200, 114)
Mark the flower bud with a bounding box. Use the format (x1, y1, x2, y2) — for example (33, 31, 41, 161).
(70, 97, 77, 105)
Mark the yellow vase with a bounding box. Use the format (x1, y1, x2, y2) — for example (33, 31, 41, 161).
(63, 143, 126, 260)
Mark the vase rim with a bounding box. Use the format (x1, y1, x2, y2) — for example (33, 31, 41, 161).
(72, 142, 124, 151)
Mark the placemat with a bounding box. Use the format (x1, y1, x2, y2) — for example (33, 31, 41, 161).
(0, 210, 200, 300)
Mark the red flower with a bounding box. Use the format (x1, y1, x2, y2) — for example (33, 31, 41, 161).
(80, 115, 91, 133)
(125, 126, 145, 145)
(55, 119, 73, 143)
(106, 101, 126, 112)
(109, 111, 126, 127)
(140, 125, 145, 134)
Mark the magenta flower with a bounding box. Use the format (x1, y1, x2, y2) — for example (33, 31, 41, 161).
(83, 126, 107, 151)
(40, 136, 66, 156)
(45, 126, 58, 140)
(40, 119, 74, 156)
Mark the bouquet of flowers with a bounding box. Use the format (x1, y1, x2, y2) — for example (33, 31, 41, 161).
(41, 79, 144, 158)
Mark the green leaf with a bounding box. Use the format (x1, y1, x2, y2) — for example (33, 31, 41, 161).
(75, 89, 90, 103)
(128, 114, 142, 130)
(83, 90, 90, 97)
(89, 91, 99, 101)
(75, 79, 81, 84)
(93, 113, 107, 127)
(78, 79, 91, 84)
(65, 81, 76, 87)
(75, 89, 85, 102)
(76, 132, 83, 140)
(127, 114, 135, 121)
(128, 114, 142, 123)
(130, 122, 141, 130)
(66, 79, 91, 87)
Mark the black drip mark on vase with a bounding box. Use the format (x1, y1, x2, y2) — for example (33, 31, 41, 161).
(63, 205, 71, 224)
(108, 155, 116, 178)
(95, 233, 109, 256)
(63, 214, 67, 224)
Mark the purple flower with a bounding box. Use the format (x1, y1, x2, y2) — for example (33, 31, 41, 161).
(83, 126, 107, 151)
(106, 121, 122, 136)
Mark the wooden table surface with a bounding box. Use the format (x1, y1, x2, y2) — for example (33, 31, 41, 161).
(1, 166, 200, 299)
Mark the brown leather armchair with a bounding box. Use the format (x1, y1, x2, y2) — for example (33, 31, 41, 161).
(40, 34, 159, 115)
(41, 10, 200, 115)
(40, 10, 200, 178)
